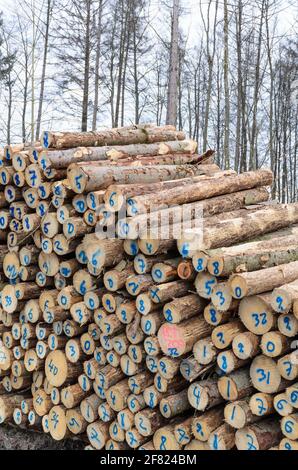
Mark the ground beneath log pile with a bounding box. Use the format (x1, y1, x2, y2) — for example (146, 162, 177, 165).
(0, 425, 84, 450)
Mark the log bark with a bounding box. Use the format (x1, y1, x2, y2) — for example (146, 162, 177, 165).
(41, 125, 185, 149)
(178, 203, 298, 256)
(104, 170, 236, 212)
(235, 418, 282, 450)
(126, 169, 272, 215)
(68, 162, 221, 193)
(119, 187, 269, 239)
(208, 423, 235, 450)
(230, 261, 298, 299)
(208, 239, 298, 278)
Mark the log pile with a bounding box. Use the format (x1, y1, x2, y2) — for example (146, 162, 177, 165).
(0, 123, 297, 451)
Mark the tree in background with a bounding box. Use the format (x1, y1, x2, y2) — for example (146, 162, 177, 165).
(166, 0, 180, 126)
(0, 13, 17, 144)
(0, 0, 296, 202)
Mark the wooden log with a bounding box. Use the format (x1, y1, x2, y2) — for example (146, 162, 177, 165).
(105, 169, 236, 212)
(158, 317, 212, 358)
(153, 423, 182, 450)
(84, 238, 124, 271)
(141, 310, 164, 336)
(123, 188, 268, 239)
(87, 421, 110, 450)
(208, 282, 237, 312)
(126, 427, 152, 449)
(177, 203, 298, 256)
(232, 332, 260, 360)
(127, 373, 153, 397)
(151, 258, 180, 284)
(192, 407, 224, 442)
(207, 235, 298, 278)
(0, 394, 26, 423)
(32, 389, 52, 416)
(103, 261, 134, 292)
(126, 170, 272, 215)
(238, 293, 276, 335)
(235, 418, 282, 450)
(68, 162, 219, 194)
(66, 408, 88, 435)
(250, 355, 286, 394)
(120, 354, 145, 376)
(184, 440, 210, 450)
(45, 350, 82, 387)
(218, 367, 254, 401)
(97, 402, 116, 423)
(96, 365, 126, 390)
(108, 420, 125, 443)
(273, 393, 293, 417)
(249, 393, 275, 417)
(119, 187, 269, 239)
(144, 336, 162, 357)
(193, 337, 218, 365)
(260, 331, 292, 358)
(60, 383, 89, 409)
(127, 394, 146, 414)
(211, 320, 246, 350)
(125, 274, 153, 297)
(106, 379, 130, 412)
(162, 294, 207, 324)
(204, 304, 234, 327)
(231, 261, 298, 299)
(217, 350, 250, 374)
(225, 397, 261, 429)
(278, 313, 298, 338)
(159, 389, 191, 418)
(188, 378, 223, 411)
(173, 416, 193, 446)
(41, 125, 185, 149)
(271, 279, 298, 314)
(177, 259, 196, 280)
(138, 238, 176, 256)
(285, 384, 298, 409)
(208, 423, 235, 450)
(180, 356, 213, 382)
(135, 409, 166, 437)
(80, 393, 103, 423)
(277, 354, 298, 381)
(279, 438, 298, 450)
(150, 280, 191, 306)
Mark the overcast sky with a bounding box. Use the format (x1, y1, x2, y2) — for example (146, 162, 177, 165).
(1, 0, 297, 40)
(0, 0, 297, 141)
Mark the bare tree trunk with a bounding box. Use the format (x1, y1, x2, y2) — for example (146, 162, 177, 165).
(234, 0, 243, 173)
(132, 23, 139, 124)
(82, 0, 91, 132)
(31, 0, 36, 143)
(166, 0, 180, 126)
(223, 0, 230, 169)
(6, 74, 13, 145)
(201, 0, 219, 152)
(249, 0, 265, 170)
(92, 0, 103, 131)
(35, 0, 52, 140)
(115, 0, 128, 128)
(265, 1, 275, 196)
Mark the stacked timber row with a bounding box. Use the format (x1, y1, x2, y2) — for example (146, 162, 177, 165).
(0, 124, 297, 450)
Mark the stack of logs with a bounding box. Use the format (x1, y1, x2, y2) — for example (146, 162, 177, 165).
(0, 123, 297, 451)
